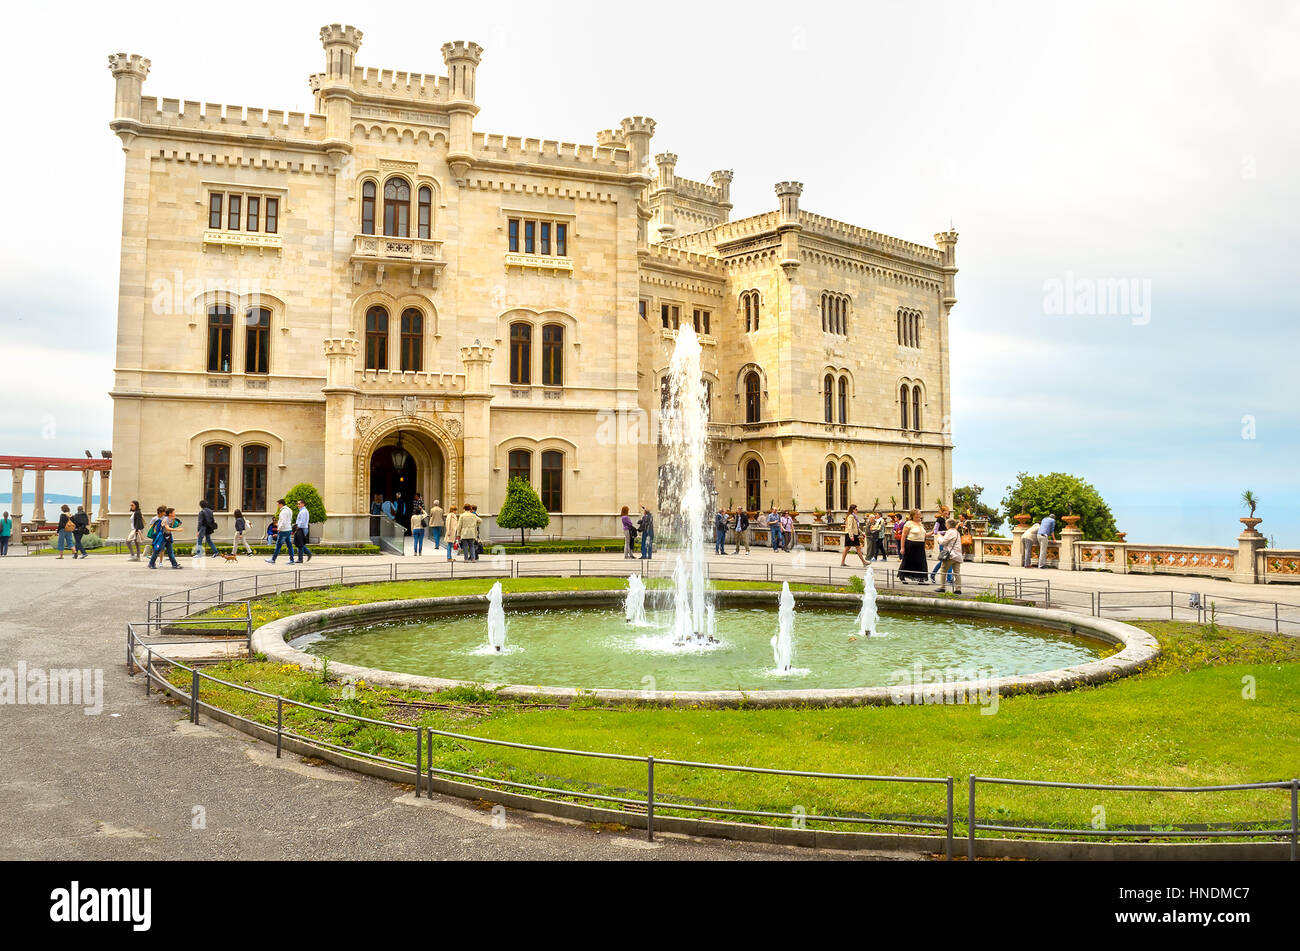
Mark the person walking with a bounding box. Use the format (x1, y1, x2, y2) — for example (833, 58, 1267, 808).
(928, 516, 947, 584)
(1022, 519, 1042, 568)
(0, 510, 12, 556)
(712, 508, 729, 555)
(1037, 513, 1056, 569)
(428, 499, 445, 555)
(622, 506, 638, 559)
(780, 511, 795, 552)
(733, 508, 750, 554)
(147, 506, 182, 569)
(840, 504, 867, 567)
(411, 502, 426, 556)
(231, 509, 253, 556)
(891, 514, 905, 558)
(870, 512, 889, 562)
(766, 506, 782, 551)
(294, 499, 313, 563)
(125, 500, 145, 561)
(459, 504, 481, 561)
(934, 517, 964, 594)
(445, 505, 459, 561)
(265, 498, 295, 564)
(71, 505, 91, 559)
(899, 509, 929, 583)
(639, 505, 655, 560)
(193, 499, 219, 559)
(55, 505, 76, 559)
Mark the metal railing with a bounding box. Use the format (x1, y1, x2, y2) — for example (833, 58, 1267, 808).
(125, 622, 954, 853)
(968, 776, 1299, 860)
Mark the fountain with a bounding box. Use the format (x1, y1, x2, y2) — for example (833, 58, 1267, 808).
(771, 582, 795, 672)
(855, 565, 879, 638)
(661, 323, 714, 645)
(625, 574, 647, 626)
(486, 581, 507, 652)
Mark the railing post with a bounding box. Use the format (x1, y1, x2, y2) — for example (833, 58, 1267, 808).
(190, 669, 199, 723)
(219, 580, 225, 604)
(390, 562, 396, 582)
(427, 731, 434, 799)
(1277, 604, 1281, 634)
(1291, 779, 1297, 862)
(967, 775, 976, 861)
(276, 697, 283, 758)
(646, 756, 655, 843)
(415, 726, 423, 798)
(1170, 590, 1175, 621)
(945, 777, 954, 861)
(145, 648, 152, 696)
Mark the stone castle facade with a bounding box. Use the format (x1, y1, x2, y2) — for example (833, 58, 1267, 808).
(105, 24, 957, 543)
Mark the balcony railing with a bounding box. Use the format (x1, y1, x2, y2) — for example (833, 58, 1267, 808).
(352, 234, 444, 264)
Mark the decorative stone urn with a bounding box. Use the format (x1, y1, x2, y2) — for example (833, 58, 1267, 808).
(1013, 513, 1032, 527)
(1240, 517, 1263, 535)
(1115, 532, 1127, 542)
(1062, 515, 1082, 530)
(813, 512, 825, 523)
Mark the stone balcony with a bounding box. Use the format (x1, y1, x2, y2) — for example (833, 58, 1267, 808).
(350, 234, 446, 286)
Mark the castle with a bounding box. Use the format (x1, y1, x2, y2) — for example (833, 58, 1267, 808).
(104, 24, 957, 543)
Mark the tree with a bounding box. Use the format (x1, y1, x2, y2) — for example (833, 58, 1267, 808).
(285, 482, 327, 525)
(953, 484, 1003, 532)
(1001, 472, 1116, 541)
(496, 476, 550, 546)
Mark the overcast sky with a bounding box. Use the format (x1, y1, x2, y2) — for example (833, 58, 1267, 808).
(1, 0, 1296, 545)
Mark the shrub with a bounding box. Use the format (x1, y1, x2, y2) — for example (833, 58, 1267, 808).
(285, 483, 328, 525)
(1001, 472, 1118, 541)
(496, 476, 550, 546)
(82, 532, 104, 550)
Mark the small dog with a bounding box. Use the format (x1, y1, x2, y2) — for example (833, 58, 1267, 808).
(218, 552, 239, 563)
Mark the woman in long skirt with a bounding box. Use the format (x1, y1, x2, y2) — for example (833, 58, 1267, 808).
(899, 508, 929, 583)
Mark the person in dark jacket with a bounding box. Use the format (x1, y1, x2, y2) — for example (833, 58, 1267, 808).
(193, 500, 219, 558)
(71, 505, 91, 559)
(733, 508, 751, 554)
(231, 508, 253, 556)
(638, 506, 654, 560)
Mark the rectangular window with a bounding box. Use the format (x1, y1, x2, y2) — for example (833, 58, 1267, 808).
(639, 300, 647, 321)
(227, 194, 241, 231)
(669, 305, 680, 329)
(246, 196, 260, 232)
(400, 311, 423, 372)
(208, 193, 223, 229)
(242, 445, 268, 512)
(207, 306, 233, 373)
(508, 218, 519, 252)
(524, 220, 535, 254)
(661, 304, 669, 329)
(701, 310, 711, 335)
(508, 449, 531, 484)
(541, 450, 563, 512)
(556, 223, 567, 256)
(693, 309, 702, 334)
(265, 197, 278, 234)
(245, 308, 270, 374)
(203, 445, 230, 511)
(540, 222, 551, 255)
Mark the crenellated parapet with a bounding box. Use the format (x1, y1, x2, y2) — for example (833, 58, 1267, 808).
(135, 98, 328, 142)
(472, 133, 631, 173)
(800, 211, 946, 266)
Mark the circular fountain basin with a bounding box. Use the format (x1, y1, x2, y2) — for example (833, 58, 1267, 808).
(253, 589, 1160, 707)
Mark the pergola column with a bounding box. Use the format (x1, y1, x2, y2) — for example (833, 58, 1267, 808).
(97, 470, 111, 523)
(81, 470, 93, 515)
(9, 468, 24, 530)
(32, 469, 46, 523)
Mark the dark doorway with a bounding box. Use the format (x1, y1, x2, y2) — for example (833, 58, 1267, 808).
(370, 446, 417, 529)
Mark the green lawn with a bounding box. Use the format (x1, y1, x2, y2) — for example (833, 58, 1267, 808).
(169, 577, 1300, 841)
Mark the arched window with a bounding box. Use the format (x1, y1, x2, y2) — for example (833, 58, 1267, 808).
(825, 461, 835, 511)
(900, 384, 909, 430)
(823, 374, 834, 423)
(838, 377, 849, 424)
(508, 449, 531, 484)
(400, 309, 423, 372)
(241, 444, 268, 512)
(245, 307, 270, 374)
(840, 461, 850, 511)
(743, 294, 752, 332)
(541, 450, 563, 512)
(897, 310, 903, 345)
(914, 464, 924, 509)
(417, 186, 432, 239)
(541, 324, 563, 387)
(821, 293, 827, 332)
(509, 322, 532, 385)
(902, 464, 912, 511)
(912, 386, 921, 431)
(361, 181, 376, 235)
(383, 177, 410, 237)
(203, 444, 230, 512)
(744, 371, 761, 423)
(207, 305, 233, 373)
(745, 459, 762, 511)
(365, 307, 389, 370)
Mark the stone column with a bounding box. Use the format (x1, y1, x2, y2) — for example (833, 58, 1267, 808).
(1235, 527, 1266, 584)
(10, 468, 24, 531)
(322, 337, 360, 542)
(460, 342, 495, 513)
(1010, 520, 1027, 568)
(32, 469, 46, 523)
(82, 470, 94, 515)
(97, 470, 111, 523)
(1057, 516, 1082, 571)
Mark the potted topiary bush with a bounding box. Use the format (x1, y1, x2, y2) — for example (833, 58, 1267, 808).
(1240, 490, 1262, 534)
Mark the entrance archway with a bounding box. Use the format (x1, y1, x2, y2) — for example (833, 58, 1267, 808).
(367, 429, 446, 529)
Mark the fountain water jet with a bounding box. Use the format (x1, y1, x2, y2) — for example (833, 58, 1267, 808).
(771, 582, 795, 671)
(855, 564, 879, 638)
(625, 574, 647, 626)
(662, 323, 714, 644)
(486, 581, 507, 652)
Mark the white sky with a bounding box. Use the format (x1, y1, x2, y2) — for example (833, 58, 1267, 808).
(1, 0, 1296, 544)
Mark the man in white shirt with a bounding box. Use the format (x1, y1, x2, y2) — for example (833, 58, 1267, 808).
(935, 520, 964, 594)
(293, 499, 312, 564)
(266, 498, 295, 564)
(1022, 520, 1041, 568)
